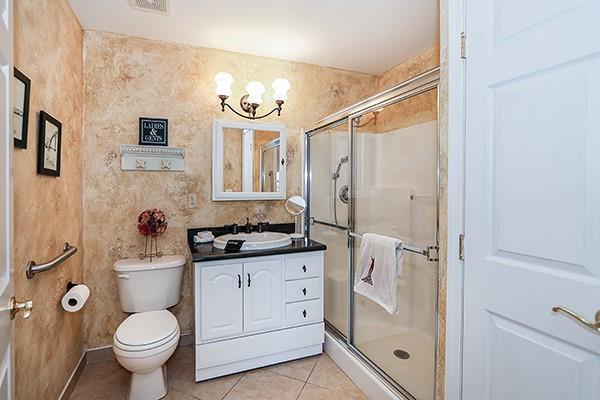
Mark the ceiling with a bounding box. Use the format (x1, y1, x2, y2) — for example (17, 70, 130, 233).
(68, 0, 439, 75)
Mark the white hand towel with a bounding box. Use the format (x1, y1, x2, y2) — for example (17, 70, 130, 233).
(353, 233, 404, 315)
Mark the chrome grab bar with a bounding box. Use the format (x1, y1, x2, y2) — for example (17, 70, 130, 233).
(25, 242, 78, 279)
(348, 232, 438, 262)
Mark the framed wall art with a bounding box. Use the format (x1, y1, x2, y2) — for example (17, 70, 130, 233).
(13, 68, 31, 149)
(37, 111, 62, 176)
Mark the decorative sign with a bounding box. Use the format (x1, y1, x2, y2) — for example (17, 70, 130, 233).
(139, 117, 168, 146)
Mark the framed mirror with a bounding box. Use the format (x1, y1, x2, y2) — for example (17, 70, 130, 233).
(213, 119, 286, 201)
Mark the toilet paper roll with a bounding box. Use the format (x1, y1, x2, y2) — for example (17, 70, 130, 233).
(61, 284, 90, 312)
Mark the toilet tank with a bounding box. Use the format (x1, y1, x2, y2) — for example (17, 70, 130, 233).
(113, 255, 186, 313)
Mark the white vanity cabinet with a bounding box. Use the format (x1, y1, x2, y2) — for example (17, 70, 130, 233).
(194, 251, 324, 381)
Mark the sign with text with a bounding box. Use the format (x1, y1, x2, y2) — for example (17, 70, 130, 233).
(139, 117, 168, 146)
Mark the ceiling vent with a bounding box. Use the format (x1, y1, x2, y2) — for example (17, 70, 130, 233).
(131, 0, 170, 16)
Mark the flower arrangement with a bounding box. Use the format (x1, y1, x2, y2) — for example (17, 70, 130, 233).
(137, 208, 167, 260)
(137, 208, 168, 237)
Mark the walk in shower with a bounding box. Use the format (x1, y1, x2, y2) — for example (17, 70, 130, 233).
(305, 69, 440, 400)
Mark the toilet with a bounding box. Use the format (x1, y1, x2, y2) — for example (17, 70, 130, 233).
(112, 255, 186, 400)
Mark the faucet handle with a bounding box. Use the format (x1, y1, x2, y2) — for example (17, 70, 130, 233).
(225, 223, 240, 234)
(257, 221, 270, 233)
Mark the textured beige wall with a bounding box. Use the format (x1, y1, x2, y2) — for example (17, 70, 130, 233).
(82, 31, 378, 348)
(377, 47, 440, 133)
(13, 1, 85, 399)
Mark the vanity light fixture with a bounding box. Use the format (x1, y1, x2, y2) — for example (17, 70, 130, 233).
(214, 72, 290, 120)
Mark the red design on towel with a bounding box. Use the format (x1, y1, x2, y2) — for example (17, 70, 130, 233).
(361, 257, 375, 285)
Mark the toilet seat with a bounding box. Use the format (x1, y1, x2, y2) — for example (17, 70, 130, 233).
(114, 310, 179, 354)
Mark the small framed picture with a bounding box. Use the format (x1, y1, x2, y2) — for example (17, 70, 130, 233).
(13, 68, 31, 149)
(37, 111, 62, 176)
(139, 117, 168, 146)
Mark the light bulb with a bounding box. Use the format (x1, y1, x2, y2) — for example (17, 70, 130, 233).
(214, 72, 234, 97)
(272, 78, 291, 101)
(245, 81, 265, 105)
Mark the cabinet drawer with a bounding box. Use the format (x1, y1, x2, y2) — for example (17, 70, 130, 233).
(285, 254, 322, 280)
(286, 299, 323, 326)
(285, 278, 321, 303)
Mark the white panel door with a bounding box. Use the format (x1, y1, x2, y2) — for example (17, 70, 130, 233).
(0, 1, 12, 399)
(200, 263, 243, 341)
(463, 1, 600, 399)
(243, 258, 284, 334)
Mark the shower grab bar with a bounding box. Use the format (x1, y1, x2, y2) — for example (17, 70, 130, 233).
(348, 232, 438, 262)
(25, 242, 78, 279)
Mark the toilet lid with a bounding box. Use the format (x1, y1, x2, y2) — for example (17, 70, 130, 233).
(115, 310, 179, 349)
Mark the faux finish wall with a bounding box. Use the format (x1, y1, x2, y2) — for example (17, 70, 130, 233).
(82, 31, 378, 348)
(13, 1, 84, 399)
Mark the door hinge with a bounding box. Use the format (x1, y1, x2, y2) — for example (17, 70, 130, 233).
(460, 32, 467, 59)
(458, 234, 465, 260)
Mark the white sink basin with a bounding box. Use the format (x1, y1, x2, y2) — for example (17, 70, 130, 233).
(213, 232, 292, 251)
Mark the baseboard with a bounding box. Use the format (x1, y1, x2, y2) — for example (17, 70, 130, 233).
(86, 331, 194, 364)
(324, 331, 405, 400)
(58, 352, 86, 400)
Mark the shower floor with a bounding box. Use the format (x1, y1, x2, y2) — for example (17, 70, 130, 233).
(355, 331, 435, 400)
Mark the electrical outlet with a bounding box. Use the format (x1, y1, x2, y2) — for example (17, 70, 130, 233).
(187, 193, 198, 209)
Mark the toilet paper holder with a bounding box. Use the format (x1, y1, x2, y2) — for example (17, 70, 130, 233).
(62, 281, 90, 311)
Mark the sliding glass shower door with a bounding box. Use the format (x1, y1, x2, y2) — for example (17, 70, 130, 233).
(307, 122, 350, 337)
(350, 89, 438, 400)
(306, 69, 439, 400)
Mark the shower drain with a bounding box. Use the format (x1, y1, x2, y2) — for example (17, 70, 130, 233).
(393, 349, 410, 360)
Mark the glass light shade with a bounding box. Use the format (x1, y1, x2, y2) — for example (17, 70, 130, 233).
(272, 78, 291, 101)
(245, 81, 265, 105)
(214, 72, 234, 97)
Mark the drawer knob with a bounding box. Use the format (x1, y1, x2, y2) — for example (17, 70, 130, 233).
(302, 288, 307, 296)
(303, 309, 307, 318)
(302, 265, 307, 272)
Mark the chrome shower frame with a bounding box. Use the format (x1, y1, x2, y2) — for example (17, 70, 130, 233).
(304, 67, 441, 400)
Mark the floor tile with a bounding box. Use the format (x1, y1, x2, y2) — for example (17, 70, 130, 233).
(264, 355, 319, 382)
(223, 369, 304, 400)
(307, 354, 365, 398)
(298, 383, 368, 400)
(163, 388, 200, 400)
(69, 360, 129, 400)
(167, 345, 196, 381)
(170, 367, 243, 400)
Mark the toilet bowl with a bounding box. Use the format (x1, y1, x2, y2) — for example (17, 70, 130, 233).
(112, 255, 186, 400)
(114, 310, 180, 400)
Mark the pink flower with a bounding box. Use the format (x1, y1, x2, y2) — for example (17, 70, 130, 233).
(137, 209, 168, 237)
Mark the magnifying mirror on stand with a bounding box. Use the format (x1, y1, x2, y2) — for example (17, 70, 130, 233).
(285, 196, 306, 239)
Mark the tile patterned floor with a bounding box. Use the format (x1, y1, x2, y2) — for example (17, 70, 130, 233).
(70, 346, 368, 400)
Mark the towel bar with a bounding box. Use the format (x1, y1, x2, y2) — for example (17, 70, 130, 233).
(348, 232, 438, 262)
(25, 242, 78, 279)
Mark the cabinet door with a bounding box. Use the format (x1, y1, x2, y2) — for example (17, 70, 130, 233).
(243, 258, 285, 334)
(201, 263, 243, 341)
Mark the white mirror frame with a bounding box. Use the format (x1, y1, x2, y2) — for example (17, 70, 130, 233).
(212, 119, 287, 201)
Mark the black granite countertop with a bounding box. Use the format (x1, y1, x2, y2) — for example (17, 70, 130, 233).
(188, 223, 326, 263)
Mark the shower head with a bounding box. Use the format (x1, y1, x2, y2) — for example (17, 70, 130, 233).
(331, 156, 349, 180)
